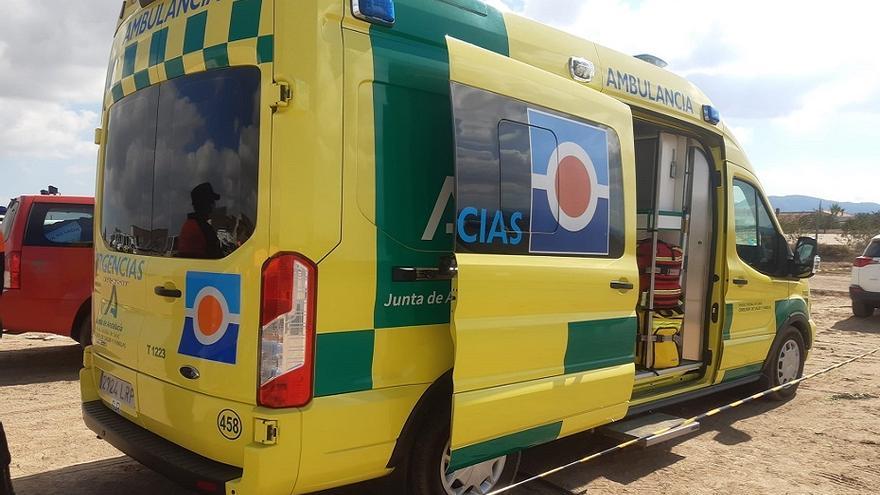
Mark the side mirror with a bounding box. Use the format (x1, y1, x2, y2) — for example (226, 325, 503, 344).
(792, 237, 819, 278)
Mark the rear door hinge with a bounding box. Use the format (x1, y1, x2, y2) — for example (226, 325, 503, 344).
(272, 81, 292, 109)
(254, 418, 278, 445)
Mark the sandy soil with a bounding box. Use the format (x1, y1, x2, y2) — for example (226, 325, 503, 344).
(1, 270, 878, 495)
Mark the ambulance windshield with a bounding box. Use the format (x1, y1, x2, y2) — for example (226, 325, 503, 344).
(101, 67, 260, 259)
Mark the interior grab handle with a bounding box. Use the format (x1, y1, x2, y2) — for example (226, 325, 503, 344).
(610, 280, 634, 291)
(154, 286, 182, 298)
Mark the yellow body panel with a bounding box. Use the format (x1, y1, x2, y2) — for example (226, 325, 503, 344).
(719, 164, 797, 373)
(447, 38, 638, 457)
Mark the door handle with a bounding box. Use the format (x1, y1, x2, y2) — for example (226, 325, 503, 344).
(610, 280, 634, 291)
(732, 278, 749, 286)
(154, 286, 182, 298)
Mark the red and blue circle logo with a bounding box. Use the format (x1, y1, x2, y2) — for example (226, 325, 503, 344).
(179, 272, 241, 364)
(528, 109, 611, 255)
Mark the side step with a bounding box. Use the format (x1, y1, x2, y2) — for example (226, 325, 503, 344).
(599, 413, 699, 448)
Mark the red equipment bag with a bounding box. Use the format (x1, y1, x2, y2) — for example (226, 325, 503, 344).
(637, 239, 684, 309)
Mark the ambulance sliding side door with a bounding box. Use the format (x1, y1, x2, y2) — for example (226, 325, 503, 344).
(446, 37, 640, 471)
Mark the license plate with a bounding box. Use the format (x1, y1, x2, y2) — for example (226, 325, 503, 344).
(99, 371, 135, 412)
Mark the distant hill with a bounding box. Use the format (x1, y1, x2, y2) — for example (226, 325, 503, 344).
(769, 195, 880, 214)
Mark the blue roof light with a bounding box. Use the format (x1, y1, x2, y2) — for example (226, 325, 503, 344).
(352, 0, 396, 27)
(702, 105, 720, 125)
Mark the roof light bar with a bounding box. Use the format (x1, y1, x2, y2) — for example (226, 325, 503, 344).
(352, 0, 396, 27)
(702, 105, 721, 125)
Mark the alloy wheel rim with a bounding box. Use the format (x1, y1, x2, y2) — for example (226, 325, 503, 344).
(777, 339, 801, 384)
(441, 441, 506, 495)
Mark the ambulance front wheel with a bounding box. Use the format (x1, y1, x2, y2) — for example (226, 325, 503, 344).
(405, 414, 520, 495)
(761, 326, 806, 401)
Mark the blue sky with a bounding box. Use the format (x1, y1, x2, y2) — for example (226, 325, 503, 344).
(1, 0, 878, 204)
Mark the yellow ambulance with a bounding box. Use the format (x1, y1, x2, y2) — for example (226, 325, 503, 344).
(82, 1, 821, 494)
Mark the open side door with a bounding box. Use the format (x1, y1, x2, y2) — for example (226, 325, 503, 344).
(446, 37, 640, 471)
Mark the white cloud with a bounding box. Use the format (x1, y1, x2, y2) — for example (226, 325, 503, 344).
(0, 98, 98, 160)
(758, 159, 877, 204)
(500, 0, 880, 201)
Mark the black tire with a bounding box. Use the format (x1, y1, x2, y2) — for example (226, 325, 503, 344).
(404, 416, 520, 495)
(761, 327, 806, 401)
(73, 311, 92, 347)
(852, 301, 874, 318)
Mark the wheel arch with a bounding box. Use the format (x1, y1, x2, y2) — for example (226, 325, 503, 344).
(780, 312, 811, 350)
(71, 297, 92, 343)
(387, 369, 452, 469)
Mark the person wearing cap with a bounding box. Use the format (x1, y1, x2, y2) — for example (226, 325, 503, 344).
(177, 182, 222, 259)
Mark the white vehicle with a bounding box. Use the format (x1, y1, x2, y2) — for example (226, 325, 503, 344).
(851, 234, 880, 317)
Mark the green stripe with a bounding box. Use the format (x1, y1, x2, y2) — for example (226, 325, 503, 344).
(203, 44, 229, 69)
(149, 28, 168, 67)
(449, 421, 561, 472)
(228, 0, 262, 42)
(722, 303, 734, 340)
(133, 70, 151, 90)
(183, 11, 208, 55)
(256, 35, 274, 63)
(370, 0, 510, 329)
(122, 43, 138, 77)
(314, 330, 375, 397)
(775, 298, 807, 331)
(111, 83, 125, 103)
(164, 57, 185, 79)
(565, 317, 637, 374)
(722, 363, 763, 383)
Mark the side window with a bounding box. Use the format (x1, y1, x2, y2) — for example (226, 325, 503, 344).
(24, 203, 94, 247)
(732, 179, 785, 274)
(1, 200, 19, 241)
(451, 83, 625, 258)
(864, 240, 880, 258)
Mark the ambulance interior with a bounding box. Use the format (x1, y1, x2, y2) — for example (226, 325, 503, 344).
(632, 121, 714, 381)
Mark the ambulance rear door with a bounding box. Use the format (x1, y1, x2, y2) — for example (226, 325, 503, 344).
(446, 37, 640, 471)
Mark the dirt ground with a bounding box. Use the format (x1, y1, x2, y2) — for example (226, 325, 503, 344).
(2, 267, 878, 495)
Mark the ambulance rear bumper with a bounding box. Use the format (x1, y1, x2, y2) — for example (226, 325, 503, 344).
(83, 400, 242, 494)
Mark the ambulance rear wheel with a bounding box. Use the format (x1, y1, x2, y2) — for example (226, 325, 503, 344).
(73, 311, 92, 348)
(761, 327, 805, 401)
(405, 414, 520, 495)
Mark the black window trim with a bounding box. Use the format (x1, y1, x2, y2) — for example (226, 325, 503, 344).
(23, 202, 94, 249)
(99, 65, 262, 260)
(732, 176, 788, 277)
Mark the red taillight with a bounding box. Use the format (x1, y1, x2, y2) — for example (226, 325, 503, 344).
(4, 251, 21, 289)
(194, 480, 220, 494)
(854, 256, 879, 268)
(259, 253, 317, 408)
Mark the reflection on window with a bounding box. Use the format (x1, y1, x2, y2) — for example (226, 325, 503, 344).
(101, 67, 260, 259)
(451, 83, 625, 258)
(25, 204, 94, 247)
(733, 179, 784, 274)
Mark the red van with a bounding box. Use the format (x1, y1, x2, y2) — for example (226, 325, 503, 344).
(0, 195, 94, 345)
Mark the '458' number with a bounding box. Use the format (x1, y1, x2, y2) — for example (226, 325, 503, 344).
(217, 409, 242, 440)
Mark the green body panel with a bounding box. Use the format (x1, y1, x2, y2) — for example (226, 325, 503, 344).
(368, 0, 509, 329)
(722, 303, 734, 340)
(314, 330, 375, 397)
(775, 298, 808, 331)
(448, 421, 562, 472)
(565, 317, 638, 374)
(722, 363, 763, 382)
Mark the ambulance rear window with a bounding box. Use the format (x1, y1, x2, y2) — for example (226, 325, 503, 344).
(101, 67, 260, 259)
